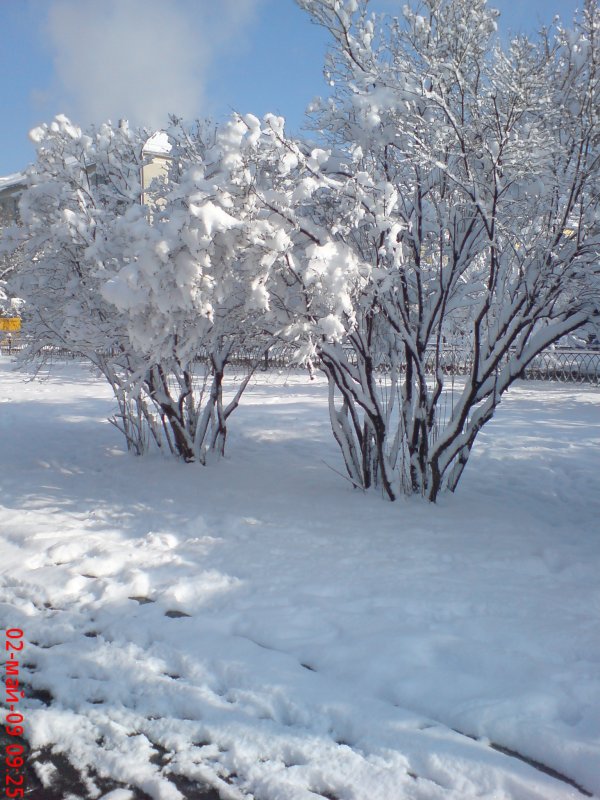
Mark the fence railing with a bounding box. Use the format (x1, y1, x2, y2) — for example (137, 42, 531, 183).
(419, 348, 600, 385)
(2, 339, 599, 386)
(0, 340, 89, 360)
(519, 349, 600, 384)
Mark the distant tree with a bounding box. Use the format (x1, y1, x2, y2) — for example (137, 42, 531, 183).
(0, 190, 25, 319)
(266, 0, 600, 500)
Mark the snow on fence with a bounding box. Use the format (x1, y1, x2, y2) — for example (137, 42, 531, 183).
(1, 340, 600, 385)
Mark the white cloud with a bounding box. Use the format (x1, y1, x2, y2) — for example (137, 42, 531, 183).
(43, 0, 263, 130)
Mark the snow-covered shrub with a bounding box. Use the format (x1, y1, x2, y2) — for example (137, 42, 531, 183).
(11, 114, 279, 462)
(101, 115, 283, 460)
(268, 0, 600, 500)
(11, 116, 152, 451)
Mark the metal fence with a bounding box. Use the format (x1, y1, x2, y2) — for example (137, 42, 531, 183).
(520, 349, 600, 384)
(419, 348, 600, 386)
(0, 339, 88, 361)
(2, 338, 599, 386)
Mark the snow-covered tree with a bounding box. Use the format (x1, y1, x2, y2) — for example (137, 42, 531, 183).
(10, 115, 150, 449)
(276, 0, 600, 500)
(11, 114, 278, 462)
(101, 115, 281, 460)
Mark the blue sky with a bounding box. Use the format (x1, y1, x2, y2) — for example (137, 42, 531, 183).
(0, 0, 583, 177)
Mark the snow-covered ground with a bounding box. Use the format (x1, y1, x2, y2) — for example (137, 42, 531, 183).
(1, 357, 599, 800)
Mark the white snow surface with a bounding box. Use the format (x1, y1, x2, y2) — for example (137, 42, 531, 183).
(0, 358, 599, 800)
(143, 132, 172, 156)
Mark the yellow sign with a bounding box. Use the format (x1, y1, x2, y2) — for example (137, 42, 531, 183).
(0, 318, 21, 332)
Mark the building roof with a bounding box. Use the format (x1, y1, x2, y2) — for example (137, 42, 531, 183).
(0, 172, 26, 194)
